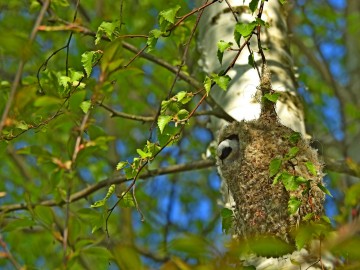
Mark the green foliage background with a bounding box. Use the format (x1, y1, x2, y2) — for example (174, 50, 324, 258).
(1, 0, 360, 269)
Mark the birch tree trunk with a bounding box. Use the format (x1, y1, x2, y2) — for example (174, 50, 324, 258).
(198, 0, 306, 208)
(197, 1, 333, 269)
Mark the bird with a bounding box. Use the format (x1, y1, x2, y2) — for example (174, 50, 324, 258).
(217, 134, 239, 164)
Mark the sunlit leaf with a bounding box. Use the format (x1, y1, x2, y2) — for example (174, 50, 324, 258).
(81, 50, 103, 77)
(95, 21, 120, 44)
(317, 183, 333, 197)
(263, 92, 280, 103)
(269, 158, 282, 177)
(234, 21, 257, 39)
(248, 52, 255, 69)
(147, 29, 163, 51)
(136, 148, 152, 158)
(285, 146, 299, 160)
(280, 172, 298, 191)
(217, 40, 232, 65)
(249, 0, 260, 13)
(119, 192, 135, 208)
(204, 76, 212, 95)
(248, 236, 294, 257)
(212, 74, 231, 91)
(158, 115, 172, 134)
(80, 100, 91, 114)
(288, 196, 301, 214)
(159, 5, 181, 30)
(221, 208, 233, 233)
(116, 161, 128, 171)
(305, 161, 317, 176)
(91, 185, 115, 208)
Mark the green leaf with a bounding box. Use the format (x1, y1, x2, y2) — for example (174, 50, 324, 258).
(269, 158, 282, 177)
(159, 5, 181, 30)
(249, 0, 260, 13)
(256, 18, 269, 27)
(90, 199, 106, 208)
(285, 146, 299, 160)
(91, 184, 115, 208)
(234, 21, 257, 40)
(279, 0, 287, 5)
(321, 215, 331, 224)
(176, 109, 189, 120)
(136, 148, 152, 158)
(288, 132, 301, 144)
(34, 96, 62, 107)
(263, 93, 280, 103)
(119, 192, 135, 208)
(147, 29, 164, 51)
(288, 197, 301, 214)
(221, 208, 233, 234)
(2, 218, 36, 232)
(305, 161, 317, 176)
(95, 21, 120, 44)
(272, 172, 282, 185)
(212, 74, 231, 91)
(317, 183, 333, 197)
(158, 115, 172, 134)
(248, 52, 255, 69)
(204, 76, 212, 95)
(35, 206, 54, 226)
(58, 75, 71, 91)
(248, 236, 294, 257)
(281, 172, 298, 191)
(80, 100, 91, 114)
(116, 161, 128, 170)
(175, 91, 187, 102)
(302, 213, 315, 221)
(124, 167, 137, 179)
(15, 121, 28, 130)
(295, 225, 314, 250)
(81, 50, 103, 77)
(217, 40, 232, 65)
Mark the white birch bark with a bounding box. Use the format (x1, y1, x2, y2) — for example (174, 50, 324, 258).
(198, 0, 306, 137)
(197, 1, 333, 269)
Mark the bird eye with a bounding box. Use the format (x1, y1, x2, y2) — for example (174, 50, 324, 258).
(217, 135, 239, 163)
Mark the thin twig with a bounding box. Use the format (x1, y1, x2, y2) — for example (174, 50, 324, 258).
(0, 159, 215, 213)
(0, 235, 22, 270)
(224, 0, 239, 22)
(256, 1, 267, 67)
(168, 0, 218, 32)
(98, 102, 155, 122)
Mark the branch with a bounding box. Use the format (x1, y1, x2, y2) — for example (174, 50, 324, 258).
(98, 102, 155, 122)
(324, 157, 360, 178)
(37, 22, 234, 122)
(0, 159, 216, 213)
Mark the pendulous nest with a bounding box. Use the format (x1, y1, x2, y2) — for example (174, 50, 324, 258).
(217, 117, 325, 243)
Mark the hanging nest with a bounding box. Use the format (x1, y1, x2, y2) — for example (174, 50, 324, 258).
(216, 67, 325, 243)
